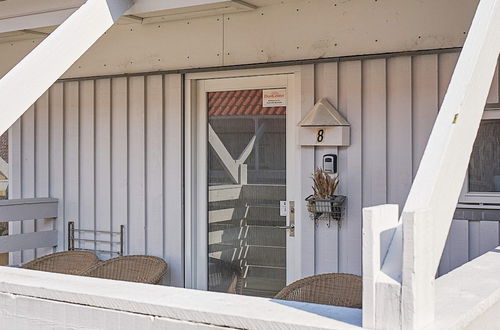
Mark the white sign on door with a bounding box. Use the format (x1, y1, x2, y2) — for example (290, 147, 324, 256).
(263, 89, 287, 107)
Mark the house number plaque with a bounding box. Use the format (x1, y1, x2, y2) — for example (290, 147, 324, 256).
(299, 126, 350, 146)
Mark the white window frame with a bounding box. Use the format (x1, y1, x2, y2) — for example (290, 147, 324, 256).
(459, 106, 500, 206)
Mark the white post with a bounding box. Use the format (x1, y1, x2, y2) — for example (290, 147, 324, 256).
(362, 204, 399, 329)
(0, 0, 134, 137)
(402, 210, 434, 329)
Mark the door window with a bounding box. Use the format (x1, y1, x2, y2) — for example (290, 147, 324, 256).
(207, 89, 287, 297)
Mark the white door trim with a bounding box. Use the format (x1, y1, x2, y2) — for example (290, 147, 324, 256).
(184, 66, 314, 290)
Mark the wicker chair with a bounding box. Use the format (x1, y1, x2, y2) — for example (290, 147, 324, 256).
(274, 273, 362, 308)
(80, 255, 167, 284)
(21, 251, 99, 275)
(208, 257, 243, 294)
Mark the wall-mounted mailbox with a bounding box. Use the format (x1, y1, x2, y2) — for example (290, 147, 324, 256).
(299, 98, 350, 146)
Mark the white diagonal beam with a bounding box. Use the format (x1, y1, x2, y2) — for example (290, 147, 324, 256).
(382, 0, 500, 280)
(0, 0, 134, 137)
(364, 0, 500, 329)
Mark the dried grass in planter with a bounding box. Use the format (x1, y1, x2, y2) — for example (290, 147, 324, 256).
(311, 168, 339, 199)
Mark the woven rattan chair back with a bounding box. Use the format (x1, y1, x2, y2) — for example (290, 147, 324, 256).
(208, 257, 243, 294)
(274, 273, 362, 308)
(80, 255, 167, 284)
(21, 251, 99, 275)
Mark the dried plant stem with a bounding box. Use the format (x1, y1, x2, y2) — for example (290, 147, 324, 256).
(311, 168, 339, 199)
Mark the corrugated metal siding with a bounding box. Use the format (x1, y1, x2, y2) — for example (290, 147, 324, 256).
(9, 52, 499, 282)
(9, 75, 184, 287)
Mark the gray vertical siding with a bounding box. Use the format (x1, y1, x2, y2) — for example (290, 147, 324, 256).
(9, 52, 499, 283)
(9, 74, 184, 286)
(312, 52, 499, 276)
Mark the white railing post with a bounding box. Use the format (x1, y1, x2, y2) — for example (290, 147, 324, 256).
(362, 204, 400, 329)
(402, 209, 435, 329)
(363, 207, 436, 330)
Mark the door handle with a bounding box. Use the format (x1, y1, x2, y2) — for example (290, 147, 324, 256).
(275, 201, 295, 237)
(276, 225, 295, 230)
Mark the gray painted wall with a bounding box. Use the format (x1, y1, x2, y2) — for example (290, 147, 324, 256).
(8, 51, 500, 283)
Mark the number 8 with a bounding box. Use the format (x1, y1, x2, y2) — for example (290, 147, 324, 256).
(317, 129, 324, 143)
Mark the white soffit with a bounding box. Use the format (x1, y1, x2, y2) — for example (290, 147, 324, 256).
(299, 98, 350, 127)
(0, 0, 257, 34)
(0, 27, 53, 43)
(134, 1, 256, 24)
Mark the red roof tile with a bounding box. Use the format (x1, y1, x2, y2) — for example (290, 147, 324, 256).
(208, 89, 286, 117)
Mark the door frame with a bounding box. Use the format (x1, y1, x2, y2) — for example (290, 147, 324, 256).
(184, 65, 315, 291)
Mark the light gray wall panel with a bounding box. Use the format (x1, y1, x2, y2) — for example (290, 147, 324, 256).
(9, 51, 498, 281)
(362, 59, 387, 208)
(313, 62, 339, 275)
(95, 79, 112, 254)
(128, 76, 146, 255)
(49, 83, 65, 251)
(10, 74, 184, 286)
(21, 106, 35, 262)
(8, 118, 22, 265)
(163, 75, 183, 286)
(338, 60, 363, 275)
(79, 80, 95, 251)
(387, 56, 413, 211)
(312, 51, 493, 276)
(412, 54, 439, 178)
(145, 75, 164, 258)
(64, 81, 80, 250)
(35, 91, 51, 257)
(111, 77, 129, 258)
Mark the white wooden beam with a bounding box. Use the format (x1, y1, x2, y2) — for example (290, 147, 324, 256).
(381, 0, 500, 281)
(0, 8, 78, 34)
(364, 0, 500, 328)
(125, 0, 256, 16)
(0, 1, 255, 34)
(0, 0, 134, 137)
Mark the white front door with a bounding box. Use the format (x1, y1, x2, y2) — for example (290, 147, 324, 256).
(185, 73, 300, 297)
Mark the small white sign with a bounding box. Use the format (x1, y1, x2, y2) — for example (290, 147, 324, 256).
(263, 89, 287, 107)
(280, 201, 288, 217)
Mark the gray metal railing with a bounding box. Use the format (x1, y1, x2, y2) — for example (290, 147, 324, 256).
(0, 198, 58, 255)
(68, 221, 125, 257)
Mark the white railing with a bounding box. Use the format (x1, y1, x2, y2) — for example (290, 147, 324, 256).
(0, 266, 362, 330)
(0, 198, 58, 256)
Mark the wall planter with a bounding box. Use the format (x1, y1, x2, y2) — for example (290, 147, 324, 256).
(306, 195, 346, 227)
